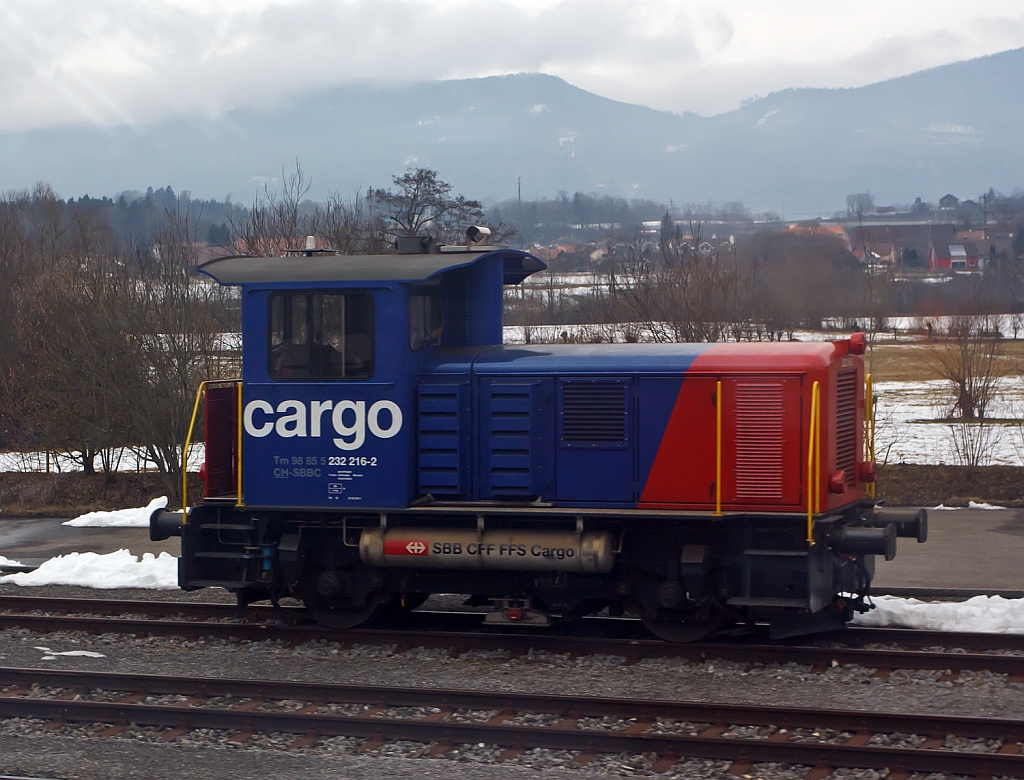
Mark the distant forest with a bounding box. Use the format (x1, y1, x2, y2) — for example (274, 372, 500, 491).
(50, 180, 1024, 255)
(47, 178, 781, 251)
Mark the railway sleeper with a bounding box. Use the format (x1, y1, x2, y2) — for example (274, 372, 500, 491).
(2, 695, 1024, 777)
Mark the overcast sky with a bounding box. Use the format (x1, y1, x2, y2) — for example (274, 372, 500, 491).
(1, 0, 1023, 134)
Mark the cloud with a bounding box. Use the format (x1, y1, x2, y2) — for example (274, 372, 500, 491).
(0, 0, 1022, 132)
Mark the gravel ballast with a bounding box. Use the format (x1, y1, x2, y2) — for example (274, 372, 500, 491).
(0, 626, 1020, 719)
(1, 585, 1022, 779)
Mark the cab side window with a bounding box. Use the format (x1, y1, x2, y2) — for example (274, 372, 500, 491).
(269, 292, 374, 380)
(409, 284, 444, 351)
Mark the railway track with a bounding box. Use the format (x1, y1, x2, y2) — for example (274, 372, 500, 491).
(1, 666, 1022, 776)
(2, 596, 1024, 678)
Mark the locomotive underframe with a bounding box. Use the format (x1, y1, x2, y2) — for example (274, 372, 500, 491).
(170, 499, 880, 636)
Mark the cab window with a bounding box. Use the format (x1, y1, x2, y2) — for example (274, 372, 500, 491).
(409, 284, 444, 351)
(269, 292, 374, 380)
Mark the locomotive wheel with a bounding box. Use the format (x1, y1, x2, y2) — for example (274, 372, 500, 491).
(306, 592, 383, 630)
(642, 613, 727, 643)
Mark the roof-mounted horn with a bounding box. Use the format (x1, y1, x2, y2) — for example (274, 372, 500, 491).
(466, 225, 491, 245)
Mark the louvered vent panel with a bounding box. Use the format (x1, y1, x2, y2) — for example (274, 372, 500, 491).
(835, 370, 857, 489)
(735, 383, 785, 501)
(561, 382, 627, 443)
(488, 387, 534, 496)
(418, 386, 463, 495)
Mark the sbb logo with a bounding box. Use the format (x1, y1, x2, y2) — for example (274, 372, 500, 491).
(243, 399, 402, 451)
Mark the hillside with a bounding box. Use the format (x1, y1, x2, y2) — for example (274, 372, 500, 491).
(1, 49, 1022, 212)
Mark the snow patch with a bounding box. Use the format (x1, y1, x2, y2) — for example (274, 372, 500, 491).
(35, 646, 106, 659)
(930, 501, 1007, 510)
(63, 496, 167, 528)
(0, 549, 179, 590)
(0, 555, 25, 567)
(854, 595, 1024, 634)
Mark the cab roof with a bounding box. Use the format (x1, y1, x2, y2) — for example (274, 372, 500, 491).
(196, 247, 546, 286)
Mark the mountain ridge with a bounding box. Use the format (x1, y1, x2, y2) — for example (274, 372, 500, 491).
(2, 48, 1022, 214)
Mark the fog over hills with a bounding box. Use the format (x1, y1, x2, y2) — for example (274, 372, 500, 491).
(2, 48, 1023, 215)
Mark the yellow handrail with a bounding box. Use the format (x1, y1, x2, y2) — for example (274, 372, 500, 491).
(806, 381, 821, 544)
(181, 379, 242, 517)
(236, 380, 244, 507)
(815, 384, 822, 514)
(866, 372, 875, 499)
(714, 380, 722, 516)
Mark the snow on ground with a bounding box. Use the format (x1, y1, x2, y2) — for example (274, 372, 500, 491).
(501, 323, 857, 346)
(62, 496, 167, 528)
(874, 376, 1024, 466)
(35, 647, 106, 659)
(0, 555, 24, 567)
(0, 444, 205, 475)
(854, 595, 1024, 634)
(0, 549, 179, 590)
(933, 502, 1007, 510)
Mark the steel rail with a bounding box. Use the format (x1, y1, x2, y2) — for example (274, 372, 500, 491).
(2, 610, 1024, 678)
(2, 599, 1024, 677)
(1, 667, 1023, 776)
(3, 595, 1024, 652)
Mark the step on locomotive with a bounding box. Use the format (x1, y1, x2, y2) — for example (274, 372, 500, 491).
(152, 231, 927, 641)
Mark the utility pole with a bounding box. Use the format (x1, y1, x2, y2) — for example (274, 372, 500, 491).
(518, 175, 526, 330)
(982, 192, 988, 241)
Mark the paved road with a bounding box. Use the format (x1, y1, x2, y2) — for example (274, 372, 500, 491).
(1, 508, 1022, 592)
(0, 517, 178, 566)
(873, 507, 1024, 592)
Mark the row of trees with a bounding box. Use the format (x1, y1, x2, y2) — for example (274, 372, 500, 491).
(0, 185, 235, 493)
(0, 168, 506, 495)
(506, 221, 878, 343)
(230, 165, 513, 255)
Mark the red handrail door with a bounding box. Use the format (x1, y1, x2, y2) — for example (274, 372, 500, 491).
(204, 384, 239, 498)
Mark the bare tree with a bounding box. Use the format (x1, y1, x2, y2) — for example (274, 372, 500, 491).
(947, 419, 999, 468)
(309, 190, 390, 255)
(114, 207, 238, 496)
(371, 168, 488, 242)
(230, 162, 314, 255)
(932, 315, 1003, 421)
(615, 222, 740, 343)
(846, 192, 875, 217)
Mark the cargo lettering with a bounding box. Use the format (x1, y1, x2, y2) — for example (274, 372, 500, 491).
(409, 542, 575, 559)
(244, 399, 402, 451)
(531, 544, 575, 560)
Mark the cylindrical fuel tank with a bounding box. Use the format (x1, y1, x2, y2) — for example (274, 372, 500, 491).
(359, 527, 616, 573)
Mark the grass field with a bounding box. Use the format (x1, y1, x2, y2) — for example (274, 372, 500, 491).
(867, 339, 1024, 383)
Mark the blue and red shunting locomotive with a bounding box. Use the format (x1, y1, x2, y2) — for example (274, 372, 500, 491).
(152, 233, 927, 640)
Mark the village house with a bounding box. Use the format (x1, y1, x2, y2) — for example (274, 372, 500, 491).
(928, 241, 982, 272)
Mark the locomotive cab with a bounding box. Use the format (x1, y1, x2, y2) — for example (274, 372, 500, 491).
(154, 236, 926, 641)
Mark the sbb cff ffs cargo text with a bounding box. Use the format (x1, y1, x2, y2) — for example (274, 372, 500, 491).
(151, 233, 926, 640)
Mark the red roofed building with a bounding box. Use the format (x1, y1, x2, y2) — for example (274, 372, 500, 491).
(929, 241, 982, 273)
